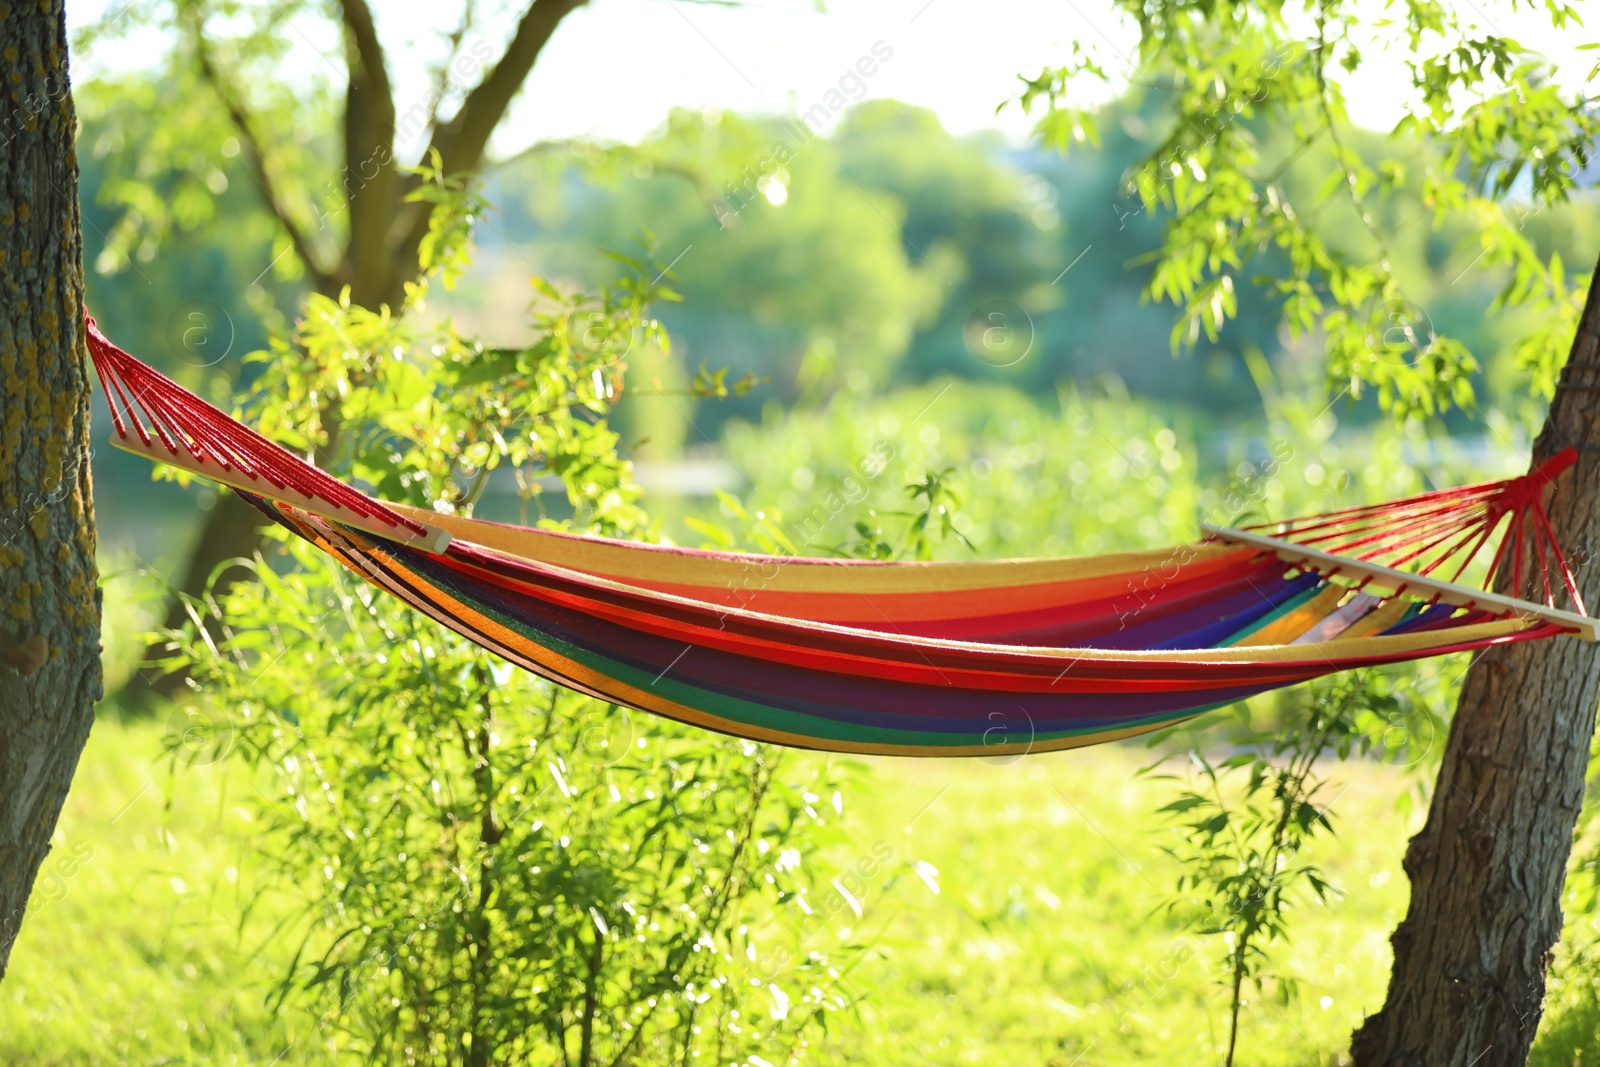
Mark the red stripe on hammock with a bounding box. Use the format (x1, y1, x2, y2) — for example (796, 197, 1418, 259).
(414, 532, 1550, 690)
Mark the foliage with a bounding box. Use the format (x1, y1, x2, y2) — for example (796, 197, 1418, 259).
(1019, 0, 1600, 417)
(0, 713, 1436, 1067)
(70, 73, 299, 396)
(1143, 667, 1451, 1066)
(408, 150, 493, 294)
(688, 466, 975, 568)
(205, 166, 677, 535)
(1535, 678, 1600, 1063)
(484, 97, 1600, 434)
(839, 468, 975, 562)
(165, 534, 861, 1066)
(74, 65, 1600, 437)
(1532, 940, 1600, 1066)
(145, 183, 863, 1064)
(699, 371, 1519, 568)
(827, 103, 1060, 385)
(74, 1, 339, 290)
(703, 379, 1206, 562)
(552, 109, 947, 406)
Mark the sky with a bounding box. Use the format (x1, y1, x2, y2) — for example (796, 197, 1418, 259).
(67, 0, 1596, 158)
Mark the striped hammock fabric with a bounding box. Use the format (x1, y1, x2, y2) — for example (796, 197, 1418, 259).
(87, 318, 1594, 757)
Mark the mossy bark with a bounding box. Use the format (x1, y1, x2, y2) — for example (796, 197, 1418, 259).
(0, 0, 102, 980)
(1351, 256, 1600, 1064)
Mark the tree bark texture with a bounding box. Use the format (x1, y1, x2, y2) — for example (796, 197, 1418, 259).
(0, 0, 103, 980)
(1351, 254, 1600, 1064)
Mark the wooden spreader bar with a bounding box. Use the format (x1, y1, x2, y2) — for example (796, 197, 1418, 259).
(1202, 523, 1598, 642)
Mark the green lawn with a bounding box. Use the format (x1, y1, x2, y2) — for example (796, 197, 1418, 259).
(3, 714, 1458, 1066)
(0, 717, 304, 1064)
(803, 750, 1416, 1066)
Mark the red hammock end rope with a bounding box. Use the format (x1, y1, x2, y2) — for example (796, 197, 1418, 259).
(86, 315, 450, 553)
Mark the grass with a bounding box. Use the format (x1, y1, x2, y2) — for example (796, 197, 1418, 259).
(0, 717, 305, 1065)
(2, 714, 1447, 1066)
(802, 751, 1418, 1067)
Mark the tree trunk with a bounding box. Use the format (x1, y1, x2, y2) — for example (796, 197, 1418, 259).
(1350, 255, 1600, 1064)
(0, 0, 103, 980)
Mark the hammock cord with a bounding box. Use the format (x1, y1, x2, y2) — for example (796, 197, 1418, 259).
(85, 316, 432, 540)
(1244, 449, 1583, 614)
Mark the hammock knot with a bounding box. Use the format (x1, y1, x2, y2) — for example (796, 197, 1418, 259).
(1495, 447, 1579, 514)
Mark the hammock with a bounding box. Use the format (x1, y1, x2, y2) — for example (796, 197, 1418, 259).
(87, 318, 1595, 758)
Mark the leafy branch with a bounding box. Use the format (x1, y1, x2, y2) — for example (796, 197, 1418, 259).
(1144, 668, 1444, 1065)
(1021, 0, 1600, 418)
(844, 466, 975, 562)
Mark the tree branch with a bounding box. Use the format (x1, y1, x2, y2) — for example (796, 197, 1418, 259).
(337, 0, 392, 106)
(424, 0, 478, 136)
(191, 32, 337, 293)
(434, 0, 587, 175)
(379, 0, 587, 305)
(337, 0, 399, 305)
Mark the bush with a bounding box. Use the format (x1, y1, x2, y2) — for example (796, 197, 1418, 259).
(171, 535, 861, 1066)
(159, 210, 865, 1064)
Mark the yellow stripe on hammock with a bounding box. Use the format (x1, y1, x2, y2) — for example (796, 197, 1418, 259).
(1334, 598, 1415, 641)
(1233, 586, 1350, 647)
(389, 501, 1250, 597)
